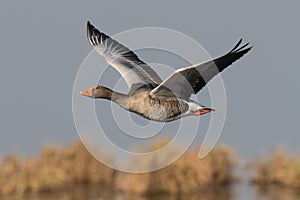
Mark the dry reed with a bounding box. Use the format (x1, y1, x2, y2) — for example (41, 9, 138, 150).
(0, 140, 236, 197)
(252, 150, 300, 188)
(115, 145, 236, 195)
(0, 141, 115, 196)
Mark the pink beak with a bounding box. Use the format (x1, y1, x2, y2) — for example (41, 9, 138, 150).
(193, 108, 214, 116)
(80, 88, 93, 97)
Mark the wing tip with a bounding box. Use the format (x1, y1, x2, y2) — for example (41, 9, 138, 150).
(86, 20, 95, 45)
(229, 38, 253, 54)
(86, 21, 110, 47)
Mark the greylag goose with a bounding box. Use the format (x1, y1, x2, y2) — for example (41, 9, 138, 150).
(81, 21, 252, 122)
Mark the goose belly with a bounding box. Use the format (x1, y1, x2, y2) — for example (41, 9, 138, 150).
(128, 92, 185, 122)
(147, 103, 170, 121)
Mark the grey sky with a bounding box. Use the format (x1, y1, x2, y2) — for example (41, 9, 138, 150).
(0, 1, 299, 160)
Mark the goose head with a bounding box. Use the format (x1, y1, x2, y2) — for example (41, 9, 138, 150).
(80, 85, 112, 99)
(187, 101, 215, 116)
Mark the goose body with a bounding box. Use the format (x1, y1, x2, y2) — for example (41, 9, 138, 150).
(81, 21, 252, 122)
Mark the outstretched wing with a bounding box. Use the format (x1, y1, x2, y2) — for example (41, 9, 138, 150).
(87, 21, 162, 89)
(150, 39, 252, 100)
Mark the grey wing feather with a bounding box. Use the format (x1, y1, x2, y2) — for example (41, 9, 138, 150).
(150, 39, 252, 100)
(87, 21, 162, 88)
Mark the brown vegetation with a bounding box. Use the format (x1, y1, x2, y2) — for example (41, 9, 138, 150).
(252, 150, 300, 188)
(0, 140, 236, 197)
(0, 141, 115, 196)
(116, 146, 235, 195)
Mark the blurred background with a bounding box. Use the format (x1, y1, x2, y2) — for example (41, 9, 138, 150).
(0, 1, 299, 199)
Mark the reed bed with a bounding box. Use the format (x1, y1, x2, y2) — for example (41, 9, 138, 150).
(115, 146, 236, 195)
(0, 141, 115, 196)
(0, 140, 236, 197)
(252, 150, 300, 188)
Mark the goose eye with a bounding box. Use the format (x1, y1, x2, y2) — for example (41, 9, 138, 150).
(95, 86, 99, 89)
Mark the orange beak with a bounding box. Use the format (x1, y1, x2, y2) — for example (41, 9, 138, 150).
(80, 88, 93, 97)
(193, 108, 214, 116)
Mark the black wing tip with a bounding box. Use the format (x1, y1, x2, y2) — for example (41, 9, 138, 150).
(86, 21, 94, 45)
(86, 21, 94, 33)
(86, 21, 105, 46)
(229, 38, 252, 54)
(86, 21, 110, 47)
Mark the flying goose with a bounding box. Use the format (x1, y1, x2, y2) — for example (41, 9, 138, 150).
(81, 21, 252, 122)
